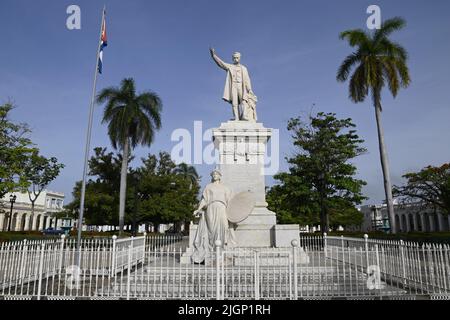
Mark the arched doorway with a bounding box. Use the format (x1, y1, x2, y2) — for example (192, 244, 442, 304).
(43, 216, 48, 230)
(408, 214, 415, 232)
(11, 212, 18, 231)
(28, 215, 34, 230)
(433, 213, 440, 232)
(416, 214, 422, 232)
(36, 215, 41, 230)
(395, 215, 401, 233)
(401, 215, 407, 232)
(423, 214, 430, 232)
(20, 214, 27, 231)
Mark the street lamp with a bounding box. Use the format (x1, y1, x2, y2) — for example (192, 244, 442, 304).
(8, 194, 17, 232)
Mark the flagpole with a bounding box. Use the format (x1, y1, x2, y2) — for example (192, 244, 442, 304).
(76, 6, 106, 261)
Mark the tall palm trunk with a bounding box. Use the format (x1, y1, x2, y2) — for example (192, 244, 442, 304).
(119, 138, 129, 235)
(374, 102, 397, 234)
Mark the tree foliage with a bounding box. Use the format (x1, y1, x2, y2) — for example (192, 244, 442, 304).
(137, 152, 200, 231)
(66, 149, 200, 230)
(337, 17, 410, 105)
(23, 151, 65, 214)
(66, 148, 126, 225)
(393, 163, 450, 216)
(0, 103, 37, 200)
(97, 78, 163, 233)
(337, 17, 411, 234)
(267, 112, 367, 232)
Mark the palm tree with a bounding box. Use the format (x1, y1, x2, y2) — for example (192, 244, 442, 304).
(337, 17, 411, 234)
(174, 163, 199, 187)
(97, 78, 162, 234)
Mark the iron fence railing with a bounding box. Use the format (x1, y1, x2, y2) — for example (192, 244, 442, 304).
(0, 234, 449, 300)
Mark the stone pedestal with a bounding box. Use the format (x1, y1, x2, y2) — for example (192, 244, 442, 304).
(213, 121, 299, 248)
(181, 121, 308, 264)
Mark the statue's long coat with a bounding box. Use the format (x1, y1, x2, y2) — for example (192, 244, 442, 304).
(222, 65, 252, 103)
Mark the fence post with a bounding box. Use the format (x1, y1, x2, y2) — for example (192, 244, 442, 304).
(323, 233, 328, 257)
(37, 244, 45, 301)
(374, 244, 382, 295)
(364, 234, 369, 268)
(19, 240, 27, 285)
(400, 240, 407, 288)
(292, 240, 299, 300)
(254, 250, 260, 301)
(58, 235, 65, 274)
(127, 244, 132, 300)
(143, 232, 147, 263)
(111, 235, 117, 277)
(215, 239, 222, 300)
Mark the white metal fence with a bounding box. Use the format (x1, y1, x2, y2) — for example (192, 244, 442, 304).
(0, 234, 449, 300)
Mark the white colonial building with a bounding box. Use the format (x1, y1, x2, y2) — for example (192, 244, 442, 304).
(0, 190, 65, 232)
(359, 203, 450, 233)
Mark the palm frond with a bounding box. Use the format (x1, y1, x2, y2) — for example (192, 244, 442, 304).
(348, 64, 368, 103)
(381, 57, 400, 97)
(337, 52, 361, 82)
(374, 17, 406, 43)
(339, 29, 370, 47)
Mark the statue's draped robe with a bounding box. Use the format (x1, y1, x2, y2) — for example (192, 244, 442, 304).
(192, 183, 236, 263)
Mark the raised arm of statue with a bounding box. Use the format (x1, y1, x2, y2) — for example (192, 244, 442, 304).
(210, 48, 229, 71)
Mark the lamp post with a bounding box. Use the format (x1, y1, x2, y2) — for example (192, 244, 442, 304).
(8, 194, 17, 232)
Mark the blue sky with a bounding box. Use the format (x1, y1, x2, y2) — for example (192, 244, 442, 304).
(1, 0, 449, 205)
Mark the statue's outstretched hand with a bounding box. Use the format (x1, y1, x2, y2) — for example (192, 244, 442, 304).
(209, 47, 216, 56)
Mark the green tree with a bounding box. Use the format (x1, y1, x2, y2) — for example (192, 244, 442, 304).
(393, 163, 450, 216)
(97, 78, 163, 234)
(0, 103, 36, 201)
(267, 112, 367, 233)
(174, 163, 200, 188)
(138, 152, 199, 233)
(23, 151, 65, 217)
(66, 148, 125, 226)
(337, 17, 411, 233)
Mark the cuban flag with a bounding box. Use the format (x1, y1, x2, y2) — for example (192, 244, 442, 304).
(98, 17, 107, 74)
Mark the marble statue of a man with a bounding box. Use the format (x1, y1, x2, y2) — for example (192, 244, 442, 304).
(192, 169, 236, 263)
(210, 48, 258, 122)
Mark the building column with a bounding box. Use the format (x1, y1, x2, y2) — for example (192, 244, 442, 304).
(0, 213, 4, 231)
(404, 215, 410, 233)
(14, 213, 21, 231)
(31, 215, 37, 231)
(39, 215, 45, 231)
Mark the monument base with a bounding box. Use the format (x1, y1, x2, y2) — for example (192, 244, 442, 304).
(180, 223, 309, 264)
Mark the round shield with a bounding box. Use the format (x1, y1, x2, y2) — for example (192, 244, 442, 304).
(227, 192, 255, 224)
